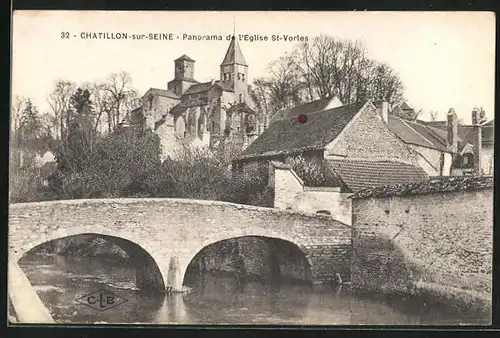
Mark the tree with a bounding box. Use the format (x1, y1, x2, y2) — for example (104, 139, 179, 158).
(253, 35, 406, 117)
(18, 99, 43, 150)
(251, 55, 304, 121)
(56, 88, 96, 174)
(105, 72, 137, 131)
(429, 110, 439, 122)
(47, 80, 76, 142)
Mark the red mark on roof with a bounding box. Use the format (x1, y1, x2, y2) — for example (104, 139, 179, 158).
(298, 114, 307, 124)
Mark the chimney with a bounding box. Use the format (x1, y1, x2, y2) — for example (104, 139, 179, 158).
(472, 108, 483, 175)
(377, 101, 389, 123)
(446, 108, 458, 153)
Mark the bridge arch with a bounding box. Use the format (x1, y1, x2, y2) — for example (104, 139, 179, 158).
(181, 235, 314, 288)
(13, 226, 167, 293)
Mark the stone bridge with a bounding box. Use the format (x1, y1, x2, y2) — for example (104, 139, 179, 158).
(9, 198, 352, 293)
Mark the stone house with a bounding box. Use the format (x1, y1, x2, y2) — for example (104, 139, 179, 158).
(386, 106, 474, 176)
(420, 110, 494, 176)
(124, 37, 261, 160)
(233, 100, 430, 208)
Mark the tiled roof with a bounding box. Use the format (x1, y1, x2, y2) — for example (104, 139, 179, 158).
(350, 175, 493, 199)
(182, 81, 234, 96)
(226, 102, 256, 114)
(214, 80, 234, 92)
(146, 88, 181, 99)
(183, 82, 214, 95)
(175, 54, 195, 62)
(269, 96, 334, 124)
(387, 115, 469, 153)
(237, 101, 368, 160)
(328, 159, 429, 193)
(221, 38, 248, 66)
(420, 120, 494, 146)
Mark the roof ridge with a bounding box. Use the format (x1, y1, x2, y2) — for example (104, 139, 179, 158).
(282, 100, 366, 122)
(400, 118, 436, 148)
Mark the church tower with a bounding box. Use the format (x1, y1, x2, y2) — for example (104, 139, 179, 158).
(168, 54, 197, 96)
(220, 37, 249, 104)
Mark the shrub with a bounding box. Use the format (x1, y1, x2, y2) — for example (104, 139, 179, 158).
(49, 129, 163, 199)
(287, 156, 345, 188)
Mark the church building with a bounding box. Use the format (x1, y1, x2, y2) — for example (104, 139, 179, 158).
(125, 37, 260, 160)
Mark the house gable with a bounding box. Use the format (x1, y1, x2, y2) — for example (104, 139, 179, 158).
(326, 103, 417, 165)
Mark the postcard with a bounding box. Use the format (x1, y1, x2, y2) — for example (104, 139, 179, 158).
(8, 10, 494, 325)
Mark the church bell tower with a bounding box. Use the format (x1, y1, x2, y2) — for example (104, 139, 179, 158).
(220, 36, 249, 104)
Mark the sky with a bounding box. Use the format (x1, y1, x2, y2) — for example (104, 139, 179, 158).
(12, 11, 496, 123)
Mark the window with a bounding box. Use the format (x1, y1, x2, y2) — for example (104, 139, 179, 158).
(224, 73, 228, 81)
(463, 156, 469, 165)
(241, 73, 245, 81)
(237, 73, 241, 80)
(212, 121, 215, 131)
(149, 95, 154, 110)
(239, 93, 243, 103)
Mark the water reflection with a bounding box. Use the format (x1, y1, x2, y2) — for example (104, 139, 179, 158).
(16, 254, 489, 325)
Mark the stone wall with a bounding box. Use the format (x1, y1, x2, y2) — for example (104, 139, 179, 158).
(326, 104, 417, 165)
(274, 166, 352, 225)
(9, 198, 352, 291)
(351, 186, 493, 312)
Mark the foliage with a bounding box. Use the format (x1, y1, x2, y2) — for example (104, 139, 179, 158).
(9, 164, 53, 203)
(286, 155, 345, 188)
(49, 128, 162, 199)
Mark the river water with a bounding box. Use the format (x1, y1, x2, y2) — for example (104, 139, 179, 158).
(17, 254, 488, 325)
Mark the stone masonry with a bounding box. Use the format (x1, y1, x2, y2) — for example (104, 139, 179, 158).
(9, 198, 352, 293)
(350, 181, 493, 311)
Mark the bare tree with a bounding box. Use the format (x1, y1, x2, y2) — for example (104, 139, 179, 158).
(429, 110, 439, 122)
(290, 35, 405, 105)
(47, 80, 76, 141)
(251, 55, 304, 120)
(11, 95, 25, 136)
(105, 72, 137, 131)
(89, 83, 114, 135)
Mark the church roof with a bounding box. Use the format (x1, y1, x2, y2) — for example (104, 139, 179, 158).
(183, 80, 234, 96)
(221, 37, 248, 66)
(146, 88, 180, 99)
(175, 54, 195, 62)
